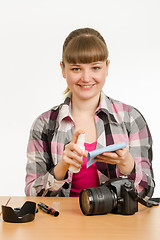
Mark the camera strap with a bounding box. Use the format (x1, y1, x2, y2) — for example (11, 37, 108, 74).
(128, 188, 160, 208)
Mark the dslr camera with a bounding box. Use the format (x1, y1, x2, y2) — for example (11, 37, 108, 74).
(79, 177, 158, 216)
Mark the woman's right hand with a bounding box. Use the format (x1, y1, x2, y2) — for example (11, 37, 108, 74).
(53, 130, 86, 180)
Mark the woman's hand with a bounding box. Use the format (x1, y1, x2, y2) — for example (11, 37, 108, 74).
(62, 130, 86, 168)
(95, 145, 135, 175)
(53, 130, 86, 180)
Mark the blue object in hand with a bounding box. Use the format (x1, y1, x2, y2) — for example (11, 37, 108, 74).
(87, 142, 127, 168)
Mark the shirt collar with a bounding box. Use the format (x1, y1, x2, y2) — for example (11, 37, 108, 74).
(96, 91, 119, 125)
(57, 91, 119, 125)
(57, 92, 73, 124)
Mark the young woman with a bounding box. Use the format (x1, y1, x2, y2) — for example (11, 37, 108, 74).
(25, 28, 155, 198)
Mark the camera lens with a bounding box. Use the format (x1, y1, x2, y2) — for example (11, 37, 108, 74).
(79, 189, 93, 215)
(79, 185, 117, 215)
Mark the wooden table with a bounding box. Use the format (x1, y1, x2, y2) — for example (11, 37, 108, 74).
(0, 196, 160, 240)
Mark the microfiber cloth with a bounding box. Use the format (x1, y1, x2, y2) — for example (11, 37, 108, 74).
(87, 142, 127, 168)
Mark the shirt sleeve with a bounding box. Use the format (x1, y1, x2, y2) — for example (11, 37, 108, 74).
(25, 114, 66, 196)
(116, 107, 155, 198)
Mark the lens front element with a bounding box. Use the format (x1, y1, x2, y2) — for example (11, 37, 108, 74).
(79, 186, 117, 216)
(79, 189, 94, 215)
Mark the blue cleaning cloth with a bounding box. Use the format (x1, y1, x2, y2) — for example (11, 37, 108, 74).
(87, 142, 127, 168)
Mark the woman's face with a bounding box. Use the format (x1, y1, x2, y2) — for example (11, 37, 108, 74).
(61, 61, 109, 101)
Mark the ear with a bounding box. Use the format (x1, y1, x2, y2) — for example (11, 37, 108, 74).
(106, 60, 110, 77)
(60, 61, 66, 78)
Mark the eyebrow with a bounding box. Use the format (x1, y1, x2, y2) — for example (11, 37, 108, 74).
(91, 62, 102, 65)
(70, 64, 81, 67)
(69, 62, 102, 67)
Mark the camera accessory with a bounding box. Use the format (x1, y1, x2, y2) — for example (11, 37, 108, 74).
(87, 142, 127, 168)
(79, 184, 118, 215)
(79, 177, 159, 216)
(2, 201, 37, 223)
(38, 202, 59, 216)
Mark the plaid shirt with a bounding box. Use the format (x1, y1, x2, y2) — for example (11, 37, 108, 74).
(25, 91, 155, 197)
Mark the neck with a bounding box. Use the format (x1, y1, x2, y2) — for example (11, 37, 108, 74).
(71, 93, 101, 116)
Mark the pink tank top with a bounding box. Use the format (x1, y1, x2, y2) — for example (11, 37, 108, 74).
(70, 142, 100, 197)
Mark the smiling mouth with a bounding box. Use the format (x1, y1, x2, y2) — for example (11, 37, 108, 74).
(78, 84, 95, 88)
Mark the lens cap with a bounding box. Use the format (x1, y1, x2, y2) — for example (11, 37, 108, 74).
(2, 201, 37, 223)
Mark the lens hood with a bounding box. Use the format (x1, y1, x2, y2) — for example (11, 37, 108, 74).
(2, 201, 37, 223)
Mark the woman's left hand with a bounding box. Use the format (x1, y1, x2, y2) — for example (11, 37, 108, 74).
(95, 146, 135, 175)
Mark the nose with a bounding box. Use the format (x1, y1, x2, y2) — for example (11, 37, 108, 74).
(81, 69, 91, 82)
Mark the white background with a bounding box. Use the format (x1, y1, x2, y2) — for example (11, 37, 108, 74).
(0, 0, 159, 197)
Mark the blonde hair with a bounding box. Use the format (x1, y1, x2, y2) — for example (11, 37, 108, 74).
(62, 28, 109, 95)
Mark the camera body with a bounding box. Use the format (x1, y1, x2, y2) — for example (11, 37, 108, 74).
(105, 177, 138, 215)
(79, 177, 138, 216)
